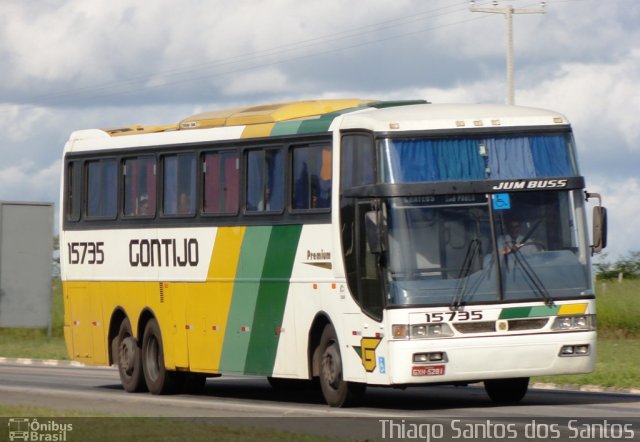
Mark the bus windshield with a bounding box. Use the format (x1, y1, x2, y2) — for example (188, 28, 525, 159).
(378, 132, 578, 183)
(384, 190, 592, 307)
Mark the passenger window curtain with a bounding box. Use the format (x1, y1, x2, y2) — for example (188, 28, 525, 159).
(222, 153, 239, 213)
(382, 134, 575, 183)
(88, 159, 117, 217)
(163, 156, 178, 214)
(382, 139, 484, 183)
(204, 154, 221, 213)
(267, 150, 284, 211)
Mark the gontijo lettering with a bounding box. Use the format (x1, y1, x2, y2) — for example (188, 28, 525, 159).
(129, 238, 199, 267)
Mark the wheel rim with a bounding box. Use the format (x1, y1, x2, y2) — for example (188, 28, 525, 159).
(120, 336, 136, 376)
(322, 342, 342, 389)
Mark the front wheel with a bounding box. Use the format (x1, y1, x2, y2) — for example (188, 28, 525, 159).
(318, 324, 365, 407)
(484, 377, 529, 403)
(141, 318, 181, 394)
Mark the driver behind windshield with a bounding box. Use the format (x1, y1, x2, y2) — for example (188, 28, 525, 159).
(498, 218, 541, 255)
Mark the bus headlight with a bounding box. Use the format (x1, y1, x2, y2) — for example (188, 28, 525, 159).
(392, 323, 454, 339)
(551, 315, 595, 331)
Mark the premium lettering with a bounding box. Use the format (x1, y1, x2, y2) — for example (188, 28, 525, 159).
(307, 249, 331, 260)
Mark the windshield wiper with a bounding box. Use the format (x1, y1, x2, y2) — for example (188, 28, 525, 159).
(507, 245, 555, 306)
(451, 239, 482, 310)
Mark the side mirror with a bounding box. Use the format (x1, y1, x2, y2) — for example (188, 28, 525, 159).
(586, 192, 607, 255)
(364, 210, 384, 254)
(592, 206, 607, 254)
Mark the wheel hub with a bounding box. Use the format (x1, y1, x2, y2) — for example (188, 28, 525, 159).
(120, 337, 136, 375)
(322, 343, 342, 388)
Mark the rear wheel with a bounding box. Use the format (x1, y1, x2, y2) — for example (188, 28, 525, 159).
(318, 324, 365, 407)
(114, 318, 146, 392)
(484, 377, 529, 403)
(141, 318, 181, 394)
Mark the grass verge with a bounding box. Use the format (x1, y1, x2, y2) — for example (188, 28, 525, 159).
(0, 406, 340, 442)
(533, 337, 640, 388)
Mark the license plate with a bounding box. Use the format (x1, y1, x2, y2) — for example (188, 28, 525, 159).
(412, 365, 445, 376)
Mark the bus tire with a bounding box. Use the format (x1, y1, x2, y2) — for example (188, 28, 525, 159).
(114, 318, 146, 393)
(318, 324, 366, 407)
(141, 318, 180, 395)
(484, 377, 529, 403)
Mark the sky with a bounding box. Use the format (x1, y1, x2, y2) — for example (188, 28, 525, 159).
(0, 0, 638, 262)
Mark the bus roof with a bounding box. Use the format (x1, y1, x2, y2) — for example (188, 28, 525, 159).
(339, 103, 569, 132)
(64, 100, 569, 152)
(102, 99, 426, 136)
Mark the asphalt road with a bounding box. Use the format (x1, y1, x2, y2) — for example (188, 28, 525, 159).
(0, 361, 638, 440)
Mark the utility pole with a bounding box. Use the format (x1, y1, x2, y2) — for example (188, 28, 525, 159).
(470, 1, 546, 105)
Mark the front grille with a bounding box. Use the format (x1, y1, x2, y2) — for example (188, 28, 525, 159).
(453, 317, 549, 334)
(508, 317, 549, 331)
(453, 321, 495, 333)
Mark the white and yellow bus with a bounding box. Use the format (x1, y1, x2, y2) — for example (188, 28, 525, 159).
(60, 99, 606, 406)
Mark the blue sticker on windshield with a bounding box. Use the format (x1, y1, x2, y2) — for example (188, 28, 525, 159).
(492, 193, 511, 210)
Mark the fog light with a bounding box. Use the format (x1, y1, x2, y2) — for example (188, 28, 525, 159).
(560, 345, 575, 355)
(413, 352, 447, 363)
(559, 344, 590, 357)
(413, 353, 429, 363)
(575, 345, 590, 355)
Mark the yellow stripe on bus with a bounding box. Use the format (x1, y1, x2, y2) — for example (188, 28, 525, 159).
(558, 303, 588, 315)
(205, 226, 246, 371)
(241, 123, 275, 138)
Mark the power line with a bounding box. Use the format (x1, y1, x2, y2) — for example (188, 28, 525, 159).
(470, 1, 546, 104)
(4, 1, 500, 110)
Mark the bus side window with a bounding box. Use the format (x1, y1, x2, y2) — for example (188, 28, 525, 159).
(292, 145, 331, 210)
(203, 150, 239, 214)
(86, 158, 118, 219)
(340, 133, 375, 189)
(123, 156, 156, 217)
(66, 161, 81, 222)
(246, 148, 284, 213)
(163, 153, 196, 216)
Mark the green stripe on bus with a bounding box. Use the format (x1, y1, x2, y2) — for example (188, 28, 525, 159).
(296, 115, 335, 134)
(219, 226, 272, 373)
(244, 224, 302, 375)
(295, 106, 362, 134)
(271, 121, 303, 136)
(499, 305, 560, 319)
(273, 104, 370, 136)
(499, 307, 531, 319)
(529, 305, 559, 317)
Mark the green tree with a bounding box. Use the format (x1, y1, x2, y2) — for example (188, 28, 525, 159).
(594, 251, 640, 280)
